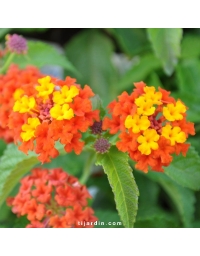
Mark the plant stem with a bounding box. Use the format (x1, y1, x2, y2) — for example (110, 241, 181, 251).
(80, 152, 96, 185)
(0, 53, 15, 74)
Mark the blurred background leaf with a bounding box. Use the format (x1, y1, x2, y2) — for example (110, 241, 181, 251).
(181, 34, 200, 59)
(164, 147, 200, 190)
(117, 54, 161, 93)
(0, 28, 12, 39)
(107, 28, 150, 56)
(147, 28, 183, 75)
(65, 29, 118, 105)
(146, 172, 195, 227)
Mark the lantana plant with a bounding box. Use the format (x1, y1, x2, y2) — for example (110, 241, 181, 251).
(0, 31, 197, 228)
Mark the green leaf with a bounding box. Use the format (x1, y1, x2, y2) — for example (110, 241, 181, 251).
(164, 146, 200, 191)
(117, 54, 161, 93)
(0, 144, 39, 208)
(173, 61, 200, 121)
(188, 136, 200, 155)
(96, 146, 139, 228)
(65, 29, 118, 104)
(181, 34, 200, 59)
(94, 209, 123, 228)
(0, 140, 6, 156)
(134, 171, 160, 208)
(107, 28, 150, 56)
(12, 41, 78, 75)
(42, 151, 89, 178)
(13, 216, 29, 228)
(147, 28, 183, 75)
(147, 172, 195, 227)
(145, 72, 164, 90)
(0, 28, 12, 39)
(91, 94, 106, 118)
(135, 207, 179, 228)
(176, 59, 200, 94)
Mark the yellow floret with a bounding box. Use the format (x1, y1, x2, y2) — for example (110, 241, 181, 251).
(50, 103, 74, 120)
(53, 85, 79, 105)
(135, 96, 155, 116)
(163, 100, 186, 121)
(143, 86, 162, 105)
(35, 76, 55, 101)
(21, 117, 40, 141)
(13, 88, 24, 100)
(137, 129, 160, 155)
(161, 124, 186, 145)
(125, 114, 150, 133)
(13, 96, 36, 113)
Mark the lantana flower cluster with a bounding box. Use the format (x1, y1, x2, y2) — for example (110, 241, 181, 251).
(8, 72, 99, 163)
(0, 64, 42, 142)
(103, 82, 195, 173)
(7, 167, 97, 228)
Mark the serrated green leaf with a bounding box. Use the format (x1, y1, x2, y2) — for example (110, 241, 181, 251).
(65, 29, 118, 104)
(12, 41, 78, 75)
(0, 144, 39, 208)
(147, 28, 183, 75)
(96, 146, 139, 228)
(107, 28, 150, 56)
(117, 54, 161, 92)
(164, 146, 200, 191)
(147, 172, 195, 227)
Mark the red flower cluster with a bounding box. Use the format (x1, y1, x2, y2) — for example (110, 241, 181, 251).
(7, 167, 98, 228)
(0, 64, 42, 142)
(103, 82, 195, 173)
(8, 70, 99, 163)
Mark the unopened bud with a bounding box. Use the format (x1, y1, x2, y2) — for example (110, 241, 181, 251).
(94, 137, 110, 154)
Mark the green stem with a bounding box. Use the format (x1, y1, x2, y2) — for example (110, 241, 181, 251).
(80, 152, 96, 185)
(0, 53, 15, 74)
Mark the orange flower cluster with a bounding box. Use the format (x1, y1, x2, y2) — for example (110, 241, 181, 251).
(8, 71, 99, 163)
(7, 167, 98, 228)
(0, 64, 42, 142)
(103, 82, 195, 173)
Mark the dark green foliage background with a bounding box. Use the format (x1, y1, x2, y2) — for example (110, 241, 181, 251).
(0, 28, 200, 228)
